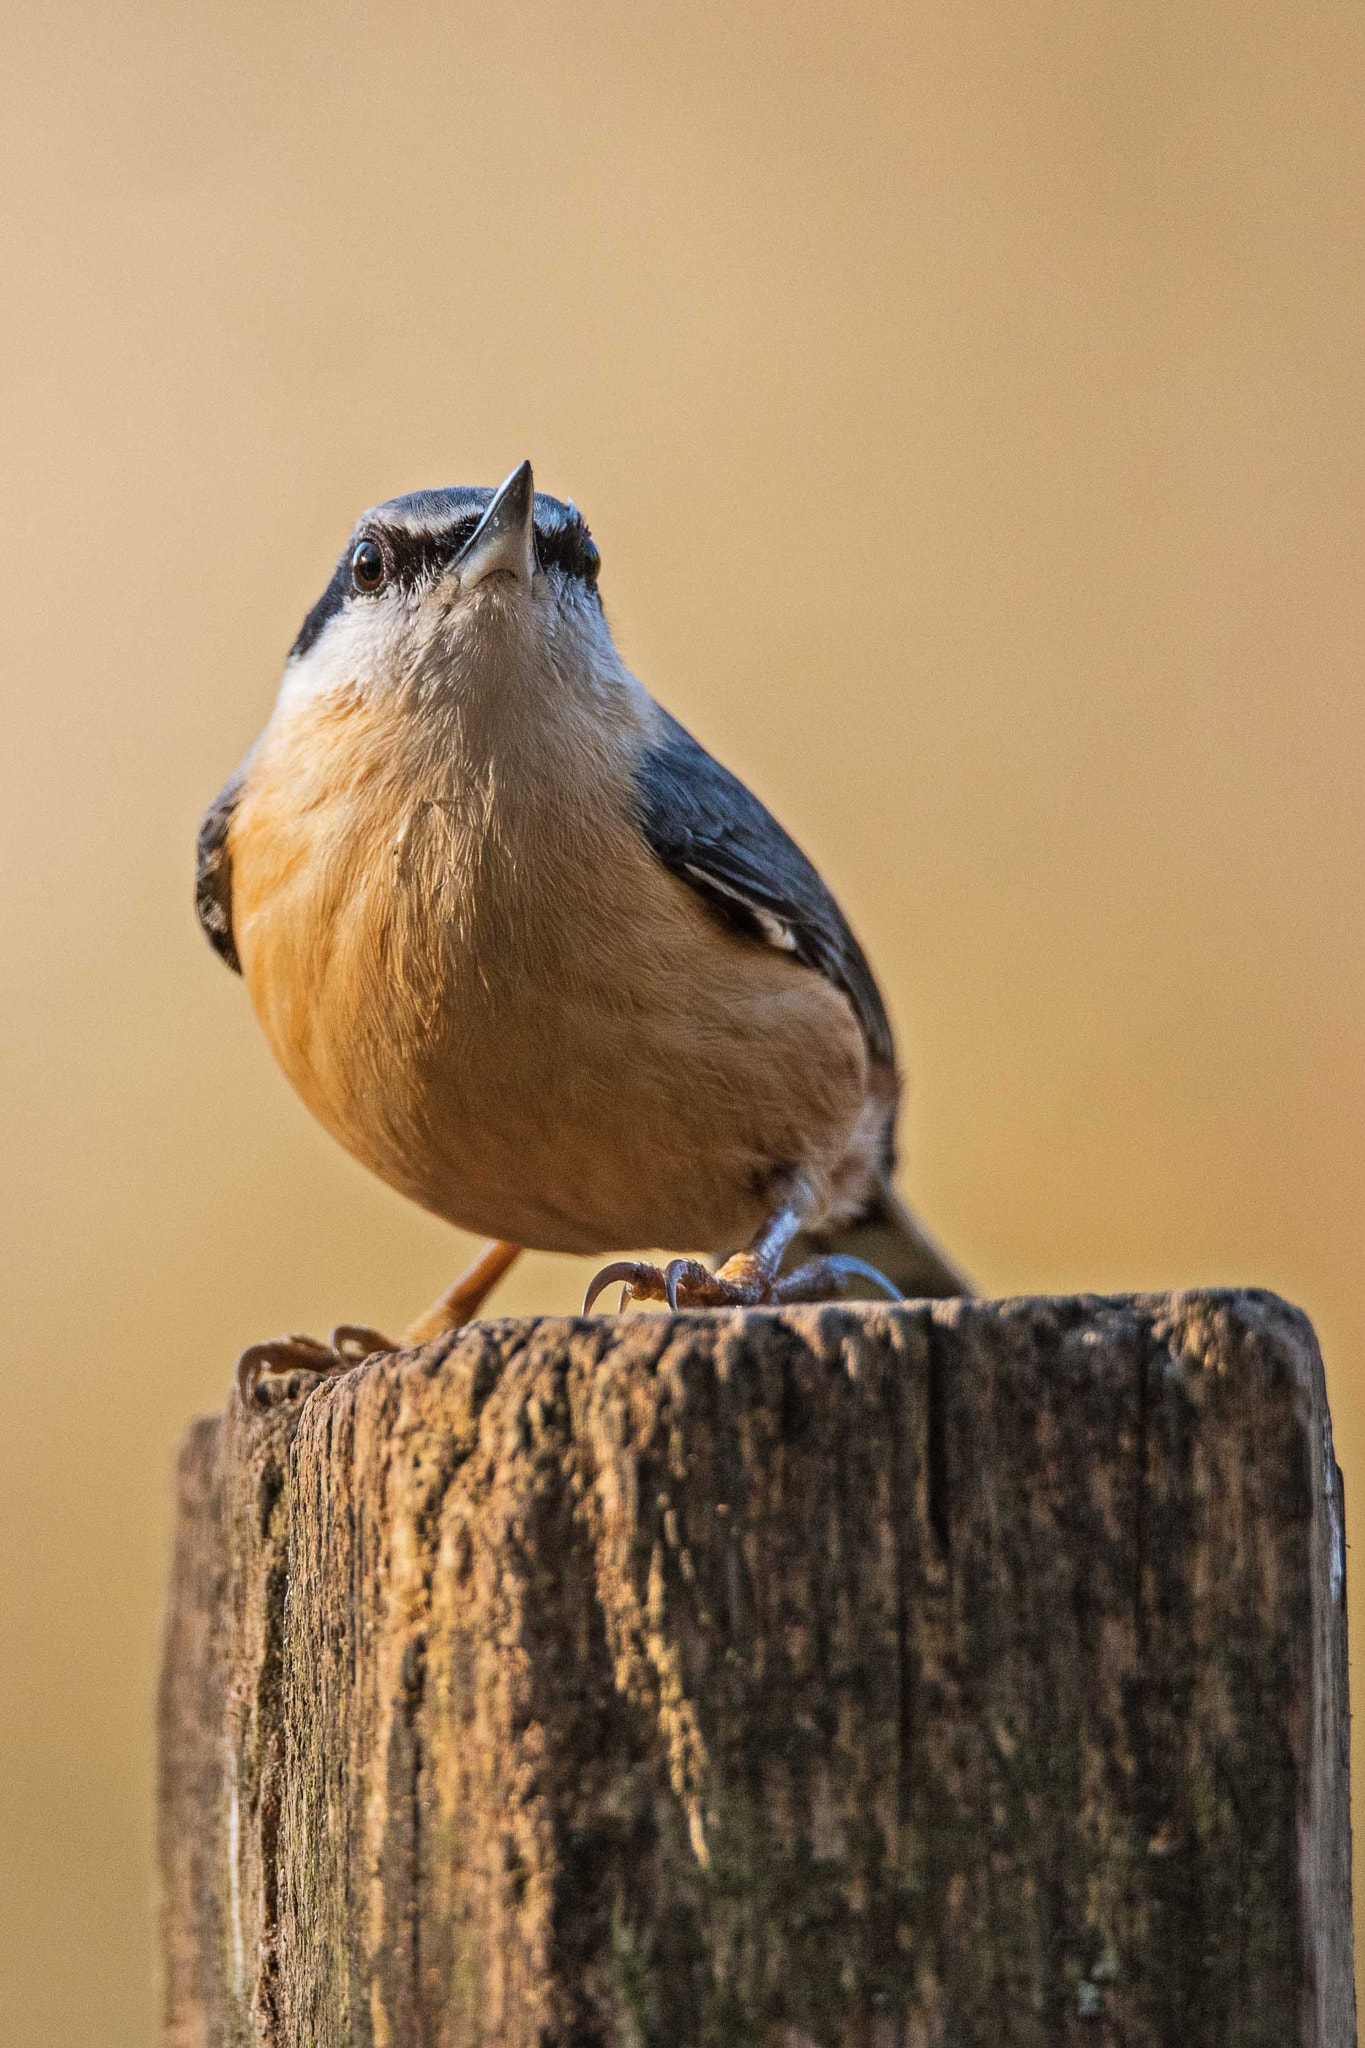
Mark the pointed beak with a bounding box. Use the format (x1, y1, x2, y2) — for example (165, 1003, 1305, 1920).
(452, 460, 536, 592)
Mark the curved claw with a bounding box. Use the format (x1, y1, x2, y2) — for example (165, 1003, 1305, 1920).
(583, 1261, 664, 1315)
(771, 1254, 904, 1306)
(826, 1255, 905, 1300)
(330, 1323, 397, 1360)
(234, 1332, 339, 1405)
(664, 1258, 712, 1310)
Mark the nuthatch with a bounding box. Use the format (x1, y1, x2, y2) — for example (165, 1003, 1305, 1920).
(198, 463, 969, 1395)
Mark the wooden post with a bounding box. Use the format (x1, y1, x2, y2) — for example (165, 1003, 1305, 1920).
(157, 1291, 1354, 2046)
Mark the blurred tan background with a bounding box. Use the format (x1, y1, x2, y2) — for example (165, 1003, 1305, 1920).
(2, 2, 1363, 2038)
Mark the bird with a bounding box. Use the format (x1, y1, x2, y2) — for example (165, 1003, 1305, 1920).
(197, 462, 970, 1397)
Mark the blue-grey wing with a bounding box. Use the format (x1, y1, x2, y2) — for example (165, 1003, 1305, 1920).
(632, 709, 895, 1070)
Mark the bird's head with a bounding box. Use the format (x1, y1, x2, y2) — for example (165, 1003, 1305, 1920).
(276, 462, 610, 719)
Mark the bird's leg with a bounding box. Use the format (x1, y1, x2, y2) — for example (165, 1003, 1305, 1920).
(399, 1238, 523, 1344)
(582, 1184, 903, 1313)
(235, 1239, 523, 1403)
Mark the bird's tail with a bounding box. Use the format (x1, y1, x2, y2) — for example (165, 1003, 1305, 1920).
(792, 1179, 973, 1301)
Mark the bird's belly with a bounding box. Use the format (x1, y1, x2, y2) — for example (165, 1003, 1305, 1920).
(419, 970, 870, 1255)
(246, 911, 870, 1257)
(232, 762, 873, 1256)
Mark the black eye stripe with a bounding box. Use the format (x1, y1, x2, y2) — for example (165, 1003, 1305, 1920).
(391, 525, 479, 589)
(340, 525, 480, 601)
(361, 519, 598, 594)
(289, 488, 603, 658)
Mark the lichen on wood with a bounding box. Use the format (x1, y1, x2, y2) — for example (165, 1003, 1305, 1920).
(158, 1291, 1353, 2046)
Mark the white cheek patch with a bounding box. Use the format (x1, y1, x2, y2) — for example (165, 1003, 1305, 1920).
(274, 592, 422, 715)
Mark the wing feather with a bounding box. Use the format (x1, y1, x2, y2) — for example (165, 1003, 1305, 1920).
(196, 766, 245, 973)
(633, 710, 894, 1068)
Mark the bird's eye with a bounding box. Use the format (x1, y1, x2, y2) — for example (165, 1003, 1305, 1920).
(351, 540, 387, 593)
(580, 534, 601, 582)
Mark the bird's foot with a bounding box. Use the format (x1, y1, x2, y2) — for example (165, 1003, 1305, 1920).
(235, 1323, 396, 1405)
(582, 1249, 903, 1315)
(582, 1252, 764, 1314)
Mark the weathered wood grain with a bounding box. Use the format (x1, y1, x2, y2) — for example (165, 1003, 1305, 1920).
(157, 1291, 1354, 2046)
